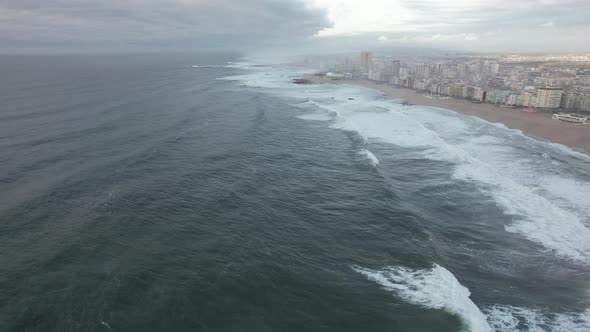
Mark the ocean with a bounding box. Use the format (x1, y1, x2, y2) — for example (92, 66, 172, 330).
(1, 53, 589, 332)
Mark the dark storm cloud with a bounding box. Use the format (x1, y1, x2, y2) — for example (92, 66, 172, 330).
(0, 0, 331, 52)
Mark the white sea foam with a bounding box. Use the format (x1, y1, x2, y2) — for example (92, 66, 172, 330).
(484, 305, 590, 332)
(355, 264, 590, 332)
(224, 61, 254, 68)
(406, 109, 590, 263)
(191, 62, 253, 69)
(358, 148, 379, 166)
(540, 176, 590, 218)
(296, 114, 333, 122)
(342, 104, 590, 263)
(191, 65, 223, 68)
(354, 264, 492, 332)
(452, 155, 590, 263)
(221, 63, 590, 264)
(303, 100, 343, 116)
(545, 141, 590, 161)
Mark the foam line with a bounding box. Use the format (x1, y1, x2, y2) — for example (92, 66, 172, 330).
(358, 148, 379, 166)
(354, 264, 492, 332)
(484, 305, 590, 332)
(221, 64, 590, 264)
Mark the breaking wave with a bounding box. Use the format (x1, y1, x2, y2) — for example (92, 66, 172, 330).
(220, 60, 590, 332)
(221, 64, 590, 264)
(355, 264, 590, 332)
(190, 62, 253, 69)
(484, 305, 590, 332)
(354, 264, 492, 332)
(358, 148, 379, 166)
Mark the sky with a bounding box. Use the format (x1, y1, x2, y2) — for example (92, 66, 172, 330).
(1, 0, 589, 54)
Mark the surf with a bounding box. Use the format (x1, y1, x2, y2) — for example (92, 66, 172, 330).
(221, 63, 590, 264)
(354, 264, 492, 332)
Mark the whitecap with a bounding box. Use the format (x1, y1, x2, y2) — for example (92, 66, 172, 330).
(484, 305, 590, 332)
(354, 264, 492, 332)
(355, 264, 590, 332)
(296, 114, 333, 122)
(357, 148, 379, 166)
(221, 63, 590, 264)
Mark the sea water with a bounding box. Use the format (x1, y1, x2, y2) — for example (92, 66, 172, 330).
(1, 54, 589, 331)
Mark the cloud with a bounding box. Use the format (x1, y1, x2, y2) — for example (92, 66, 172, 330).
(0, 0, 589, 53)
(305, 0, 587, 35)
(0, 0, 331, 52)
(373, 32, 479, 44)
(304, 0, 590, 52)
(462, 33, 480, 41)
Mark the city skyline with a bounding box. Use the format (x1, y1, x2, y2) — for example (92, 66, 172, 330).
(307, 50, 590, 115)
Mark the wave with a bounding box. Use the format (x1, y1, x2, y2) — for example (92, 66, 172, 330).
(449, 148, 590, 263)
(404, 108, 590, 263)
(190, 62, 254, 69)
(326, 100, 590, 263)
(191, 65, 225, 68)
(354, 264, 492, 332)
(221, 64, 590, 264)
(296, 114, 333, 122)
(484, 305, 590, 332)
(355, 264, 590, 332)
(294, 100, 342, 115)
(358, 148, 379, 166)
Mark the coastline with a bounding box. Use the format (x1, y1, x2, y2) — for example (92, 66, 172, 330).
(304, 74, 590, 154)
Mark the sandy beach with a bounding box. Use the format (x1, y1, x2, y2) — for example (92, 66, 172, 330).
(304, 74, 590, 154)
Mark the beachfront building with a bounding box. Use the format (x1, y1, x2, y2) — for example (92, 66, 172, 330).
(400, 77, 416, 89)
(414, 80, 429, 92)
(368, 59, 394, 82)
(562, 92, 580, 110)
(537, 87, 563, 109)
(463, 86, 475, 99)
(449, 85, 465, 98)
(580, 95, 590, 112)
(506, 94, 520, 106)
(429, 83, 440, 95)
(368, 70, 389, 82)
(390, 76, 401, 86)
(332, 52, 590, 113)
(473, 88, 487, 102)
(391, 60, 401, 77)
(399, 67, 411, 78)
(360, 52, 373, 72)
(415, 65, 431, 79)
(518, 93, 538, 107)
(487, 89, 511, 104)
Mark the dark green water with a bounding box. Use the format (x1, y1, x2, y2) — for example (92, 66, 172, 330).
(1, 54, 589, 332)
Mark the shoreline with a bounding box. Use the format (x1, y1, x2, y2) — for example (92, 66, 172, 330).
(304, 74, 590, 154)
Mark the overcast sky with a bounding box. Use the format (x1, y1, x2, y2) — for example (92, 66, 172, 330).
(1, 0, 589, 54)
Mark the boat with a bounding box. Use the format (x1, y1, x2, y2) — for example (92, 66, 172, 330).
(552, 113, 588, 123)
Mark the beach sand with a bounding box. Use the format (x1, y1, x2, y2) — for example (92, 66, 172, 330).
(304, 74, 590, 154)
